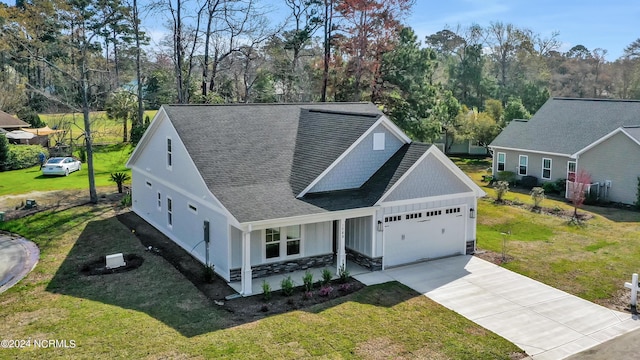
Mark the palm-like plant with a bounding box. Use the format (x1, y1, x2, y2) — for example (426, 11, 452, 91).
(110, 172, 131, 193)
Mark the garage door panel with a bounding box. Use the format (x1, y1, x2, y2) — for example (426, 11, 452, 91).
(384, 208, 465, 268)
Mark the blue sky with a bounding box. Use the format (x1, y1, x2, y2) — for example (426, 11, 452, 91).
(408, 0, 639, 60)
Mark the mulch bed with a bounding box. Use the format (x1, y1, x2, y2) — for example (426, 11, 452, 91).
(116, 211, 366, 323)
(493, 198, 594, 222)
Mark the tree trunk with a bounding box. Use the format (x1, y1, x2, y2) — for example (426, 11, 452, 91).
(133, 0, 144, 126)
(123, 118, 128, 143)
(82, 60, 98, 204)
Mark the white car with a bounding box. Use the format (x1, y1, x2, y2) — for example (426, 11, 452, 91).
(42, 157, 82, 176)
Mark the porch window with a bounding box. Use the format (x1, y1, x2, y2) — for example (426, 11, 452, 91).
(265, 226, 301, 260)
(542, 158, 552, 179)
(265, 228, 280, 259)
(497, 152, 505, 171)
(567, 161, 576, 181)
(286, 225, 301, 256)
(518, 155, 528, 175)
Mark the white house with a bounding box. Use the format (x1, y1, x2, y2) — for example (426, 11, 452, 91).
(126, 103, 485, 295)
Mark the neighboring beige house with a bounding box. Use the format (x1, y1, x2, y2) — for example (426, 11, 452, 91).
(489, 97, 640, 205)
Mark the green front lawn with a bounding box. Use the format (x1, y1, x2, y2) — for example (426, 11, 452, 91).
(0, 204, 522, 359)
(0, 144, 132, 196)
(452, 156, 640, 304)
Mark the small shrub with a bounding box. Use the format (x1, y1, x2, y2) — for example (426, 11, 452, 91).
(319, 286, 334, 297)
(120, 193, 132, 207)
(542, 181, 558, 195)
(494, 181, 510, 203)
(202, 264, 215, 283)
(337, 264, 350, 284)
(110, 172, 131, 193)
(338, 283, 352, 292)
(321, 268, 333, 285)
(496, 171, 516, 184)
(262, 280, 272, 301)
(302, 270, 314, 292)
(281, 276, 294, 297)
(260, 304, 269, 312)
(303, 291, 313, 300)
(530, 187, 545, 208)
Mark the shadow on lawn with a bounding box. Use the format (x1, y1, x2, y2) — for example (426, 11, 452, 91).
(45, 212, 415, 337)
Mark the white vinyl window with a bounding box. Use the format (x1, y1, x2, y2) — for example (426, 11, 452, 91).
(497, 152, 506, 171)
(167, 197, 173, 227)
(167, 138, 173, 169)
(542, 158, 552, 180)
(518, 155, 528, 175)
(373, 132, 385, 150)
(567, 161, 576, 182)
(265, 225, 301, 260)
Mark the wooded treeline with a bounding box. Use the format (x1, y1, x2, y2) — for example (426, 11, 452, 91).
(2, 0, 640, 147)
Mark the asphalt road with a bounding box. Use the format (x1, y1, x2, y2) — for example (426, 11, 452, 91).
(0, 235, 39, 293)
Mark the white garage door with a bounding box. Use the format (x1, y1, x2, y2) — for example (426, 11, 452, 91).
(383, 206, 465, 268)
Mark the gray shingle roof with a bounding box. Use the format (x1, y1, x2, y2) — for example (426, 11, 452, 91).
(490, 98, 640, 155)
(164, 102, 414, 222)
(624, 126, 640, 143)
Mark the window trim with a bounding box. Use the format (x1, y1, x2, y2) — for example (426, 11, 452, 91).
(263, 225, 302, 261)
(497, 152, 506, 171)
(157, 191, 161, 211)
(166, 196, 173, 228)
(541, 158, 552, 180)
(166, 137, 173, 170)
(518, 155, 528, 176)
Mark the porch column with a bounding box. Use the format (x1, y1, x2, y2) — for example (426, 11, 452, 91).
(241, 225, 252, 296)
(336, 218, 346, 274)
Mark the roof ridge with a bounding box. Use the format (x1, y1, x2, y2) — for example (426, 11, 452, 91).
(305, 109, 380, 117)
(164, 102, 372, 107)
(552, 97, 640, 103)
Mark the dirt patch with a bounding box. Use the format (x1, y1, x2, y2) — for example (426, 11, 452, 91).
(0, 188, 126, 221)
(80, 254, 144, 276)
(116, 211, 365, 325)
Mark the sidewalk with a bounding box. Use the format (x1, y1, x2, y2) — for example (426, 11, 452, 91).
(0, 234, 39, 293)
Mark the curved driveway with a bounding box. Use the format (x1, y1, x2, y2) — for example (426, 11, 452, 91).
(0, 235, 39, 293)
(355, 255, 640, 360)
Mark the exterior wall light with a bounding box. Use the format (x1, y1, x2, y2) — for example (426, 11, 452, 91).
(469, 208, 476, 218)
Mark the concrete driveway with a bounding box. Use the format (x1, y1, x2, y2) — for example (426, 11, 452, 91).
(0, 235, 39, 293)
(355, 255, 640, 360)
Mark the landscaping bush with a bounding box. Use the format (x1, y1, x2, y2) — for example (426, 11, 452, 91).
(337, 264, 350, 284)
(542, 179, 567, 195)
(494, 181, 510, 203)
(262, 280, 272, 301)
(496, 171, 516, 185)
(321, 268, 333, 285)
(530, 187, 545, 208)
(281, 276, 294, 296)
(0, 135, 8, 171)
(302, 270, 314, 292)
(5, 144, 48, 170)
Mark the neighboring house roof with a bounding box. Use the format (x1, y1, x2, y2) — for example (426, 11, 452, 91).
(623, 126, 640, 143)
(0, 110, 30, 129)
(490, 98, 640, 156)
(135, 103, 478, 223)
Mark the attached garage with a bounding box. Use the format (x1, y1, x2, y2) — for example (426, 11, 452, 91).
(383, 205, 467, 268)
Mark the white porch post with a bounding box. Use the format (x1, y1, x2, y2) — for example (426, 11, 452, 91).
(241, 225, 253, 296)
(336, 218, 346, 274)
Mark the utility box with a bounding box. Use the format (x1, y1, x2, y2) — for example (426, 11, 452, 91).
(25, 199, 37, 209)
(106, 253, 126, 269)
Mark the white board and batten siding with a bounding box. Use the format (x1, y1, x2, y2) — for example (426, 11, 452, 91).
(128, 109, 231, 280)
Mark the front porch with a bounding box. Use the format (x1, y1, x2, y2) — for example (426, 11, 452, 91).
(228, 260, 369, 296)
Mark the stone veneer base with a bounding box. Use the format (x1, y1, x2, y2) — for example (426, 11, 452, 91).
(229, 253, 334, 282)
